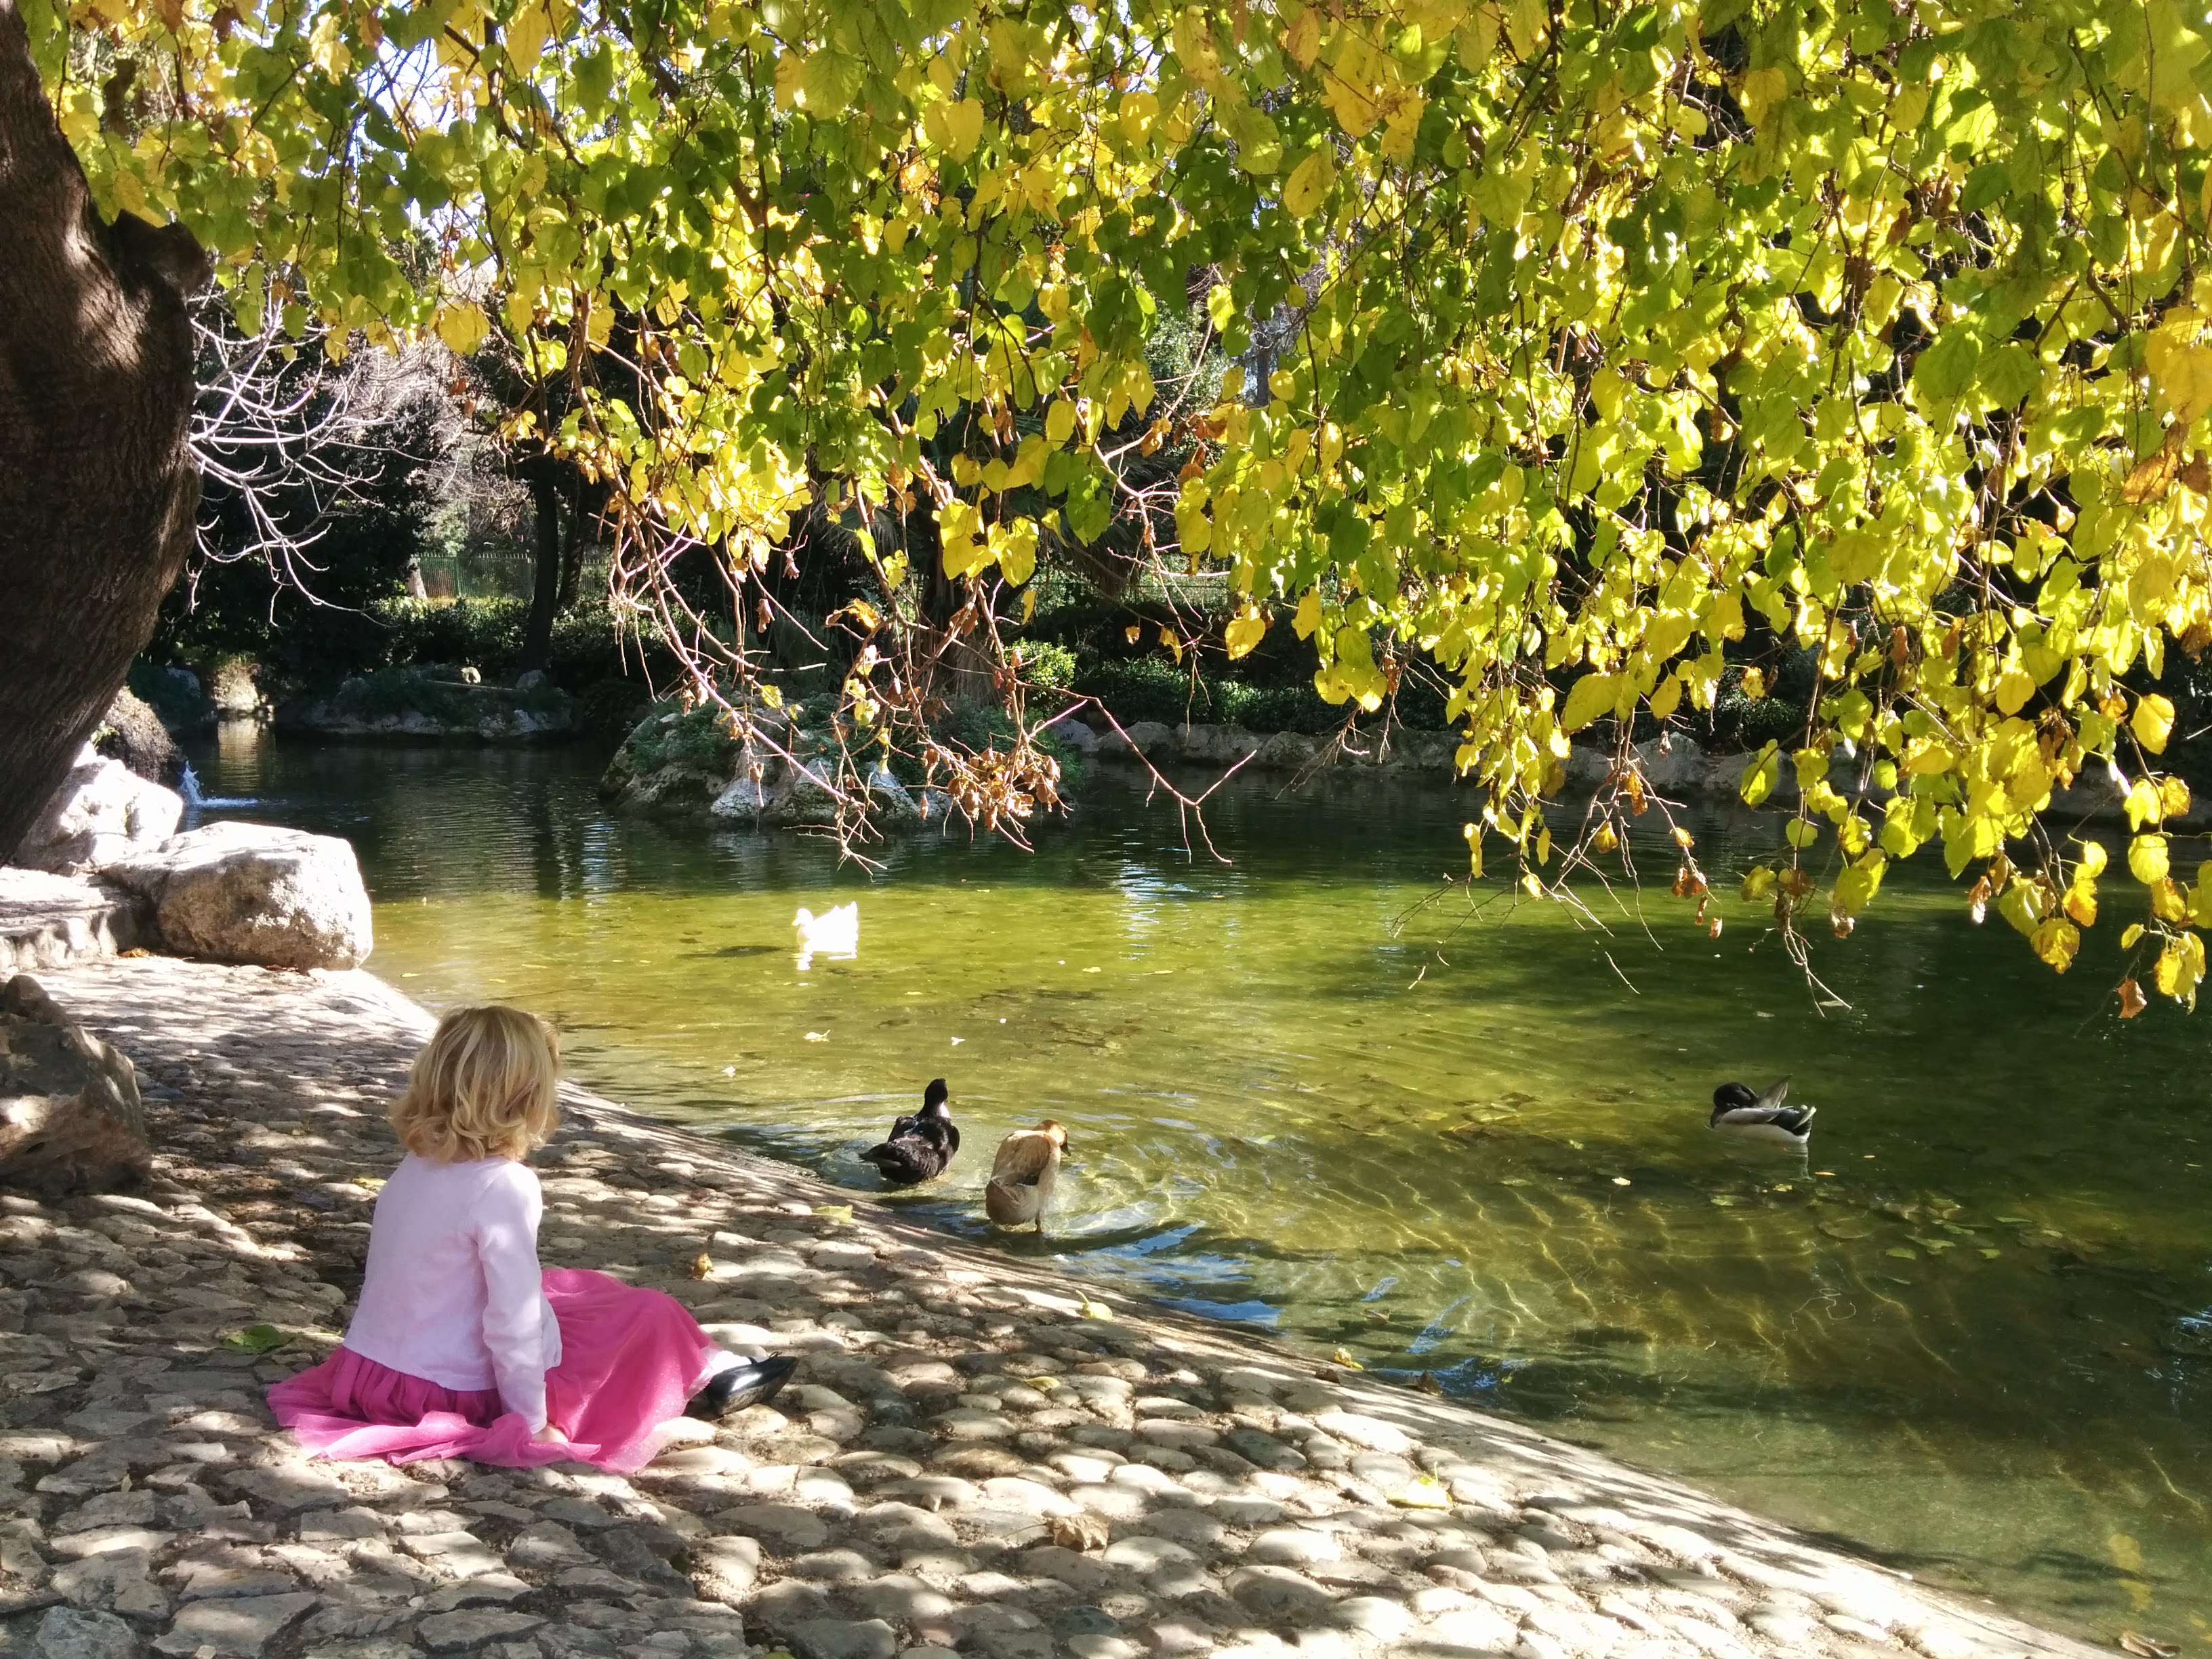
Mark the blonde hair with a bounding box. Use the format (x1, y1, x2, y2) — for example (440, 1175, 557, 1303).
(389, 1005, 561, 1163)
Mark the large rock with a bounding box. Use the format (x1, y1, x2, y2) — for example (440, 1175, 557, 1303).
(1042, 716, 1101, 754)
(1094, 721, 1175, 760)
(867, 766, 922, 829)
(710, 773, 773, 825)
(13, 744, 184, 874)
(0, 869, 150, 973)
(1250, 731, 1321, 772)
(1179, 724, 1264, 764)
(130, 662, 216, 737)
(102, 822, 373, 969)
(207, 657, 265, 718)
(95, 687, 184, 784)
(0, 974, 151, 1197)
(761, 756, 840, 827)
(277, 668, 577, 743)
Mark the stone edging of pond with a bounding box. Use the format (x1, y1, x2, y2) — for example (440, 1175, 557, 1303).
(1092, 723, 2211, 836)
(0, 951, 2110, 1659)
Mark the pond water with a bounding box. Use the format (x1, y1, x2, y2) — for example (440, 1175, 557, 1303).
(186, 724, 2212, 1645)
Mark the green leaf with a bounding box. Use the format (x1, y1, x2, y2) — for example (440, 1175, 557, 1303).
(221, 1325, 293, 1355)
(1914, 327, 1982, 402)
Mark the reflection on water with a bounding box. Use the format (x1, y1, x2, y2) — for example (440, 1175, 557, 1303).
(189, 732, 2212, 1645)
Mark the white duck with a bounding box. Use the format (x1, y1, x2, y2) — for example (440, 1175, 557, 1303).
(793, 901, 859, 968)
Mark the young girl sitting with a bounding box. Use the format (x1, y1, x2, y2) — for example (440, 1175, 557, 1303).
(270, 1004, 794, 1472)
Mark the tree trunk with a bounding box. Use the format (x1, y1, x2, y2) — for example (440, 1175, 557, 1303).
(556, 474, 585, 611)
(520, 466, 562, 671)
(0, 0, 205, 858)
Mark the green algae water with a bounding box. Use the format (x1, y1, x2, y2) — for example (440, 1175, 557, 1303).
(190, 726, 2211, 1644)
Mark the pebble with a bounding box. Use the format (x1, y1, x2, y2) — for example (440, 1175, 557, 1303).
(0, 957, 2110, 1659)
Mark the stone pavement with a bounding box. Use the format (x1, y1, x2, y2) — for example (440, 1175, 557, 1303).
(0, 956, 2110, 1659)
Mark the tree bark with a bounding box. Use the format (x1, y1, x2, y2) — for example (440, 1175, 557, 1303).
(556, 474, 585, 611)
(520, 466, 562, 671)
(0, 0, 205, 857)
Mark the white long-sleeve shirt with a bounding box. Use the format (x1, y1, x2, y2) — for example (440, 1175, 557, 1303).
(344, 1154, 562, 1430)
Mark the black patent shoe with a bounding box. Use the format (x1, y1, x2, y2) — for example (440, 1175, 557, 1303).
(687, 1355, 798, 1420)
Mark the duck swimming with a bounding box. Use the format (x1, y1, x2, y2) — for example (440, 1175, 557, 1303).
(858, 1079, 958, 1187)
(1709, 1078, 1816, 1147)
(793, 902, 858, 968)
(985, 1119, 1069, 1232)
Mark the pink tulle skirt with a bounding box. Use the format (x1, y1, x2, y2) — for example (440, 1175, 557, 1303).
(268, 1267, 722, 1473)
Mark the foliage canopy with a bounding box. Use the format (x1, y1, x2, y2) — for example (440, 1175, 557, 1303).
(31, 0, 2212, 1005)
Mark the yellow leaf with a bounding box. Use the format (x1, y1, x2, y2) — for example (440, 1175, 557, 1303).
(1292, 589, 1322, 639)
(504, 0, 554, 72)
(1388, 1475, 1452, 1509)
(2031, 917, 2081, 972)
(435, 302, 490, 355)
(1380, 92, 1425, 162)
(1282, 5, 1320, 68)
(2130, 833, 2171, 885)
(1738, 66, 1788, 126)
(941, 98, 985, 161)
(773, 50, 806, 108)
(2153, 932, 2207, 1002)
(2152, 340, 2212, 426)
(2127, 777, 2166, 830)
(1283, 148, 1334, 218)
(1225, 612, 1267, 659)
(2132, 693, 2175, 754)
(2153, 877, 2191, 922)
(1561, 672, 1619, 733)
(1045, 400, 1076, 445)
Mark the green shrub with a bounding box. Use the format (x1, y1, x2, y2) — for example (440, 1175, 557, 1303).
(369, 597, 529, 675)
(1071, 657, 1350, 733)
(1012, 639, 1079, 690)
(577, 676, 654, 738)
(615, 701, 747, 777)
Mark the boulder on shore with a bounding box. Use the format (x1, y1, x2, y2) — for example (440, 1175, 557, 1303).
(102, 821, 374, 970)
(0, 869, 149, 973)
(760, 755, 840, 827)
(709, 772, 772, 825)
(1094, 720, 1176, 759)
(12, 744, 184, 874)
(96, 686, 184, 784)
(0, 973, 150, 1197)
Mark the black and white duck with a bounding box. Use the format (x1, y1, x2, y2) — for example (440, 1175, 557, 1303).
(1709, 1078, 1816, 1147)
(859, 1079, 959, 1186)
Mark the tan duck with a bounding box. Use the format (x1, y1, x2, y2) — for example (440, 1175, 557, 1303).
(984, 1120, 1068, 1232)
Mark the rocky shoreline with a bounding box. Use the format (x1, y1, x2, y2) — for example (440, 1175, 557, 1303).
(0, 948, 2111, 1659)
